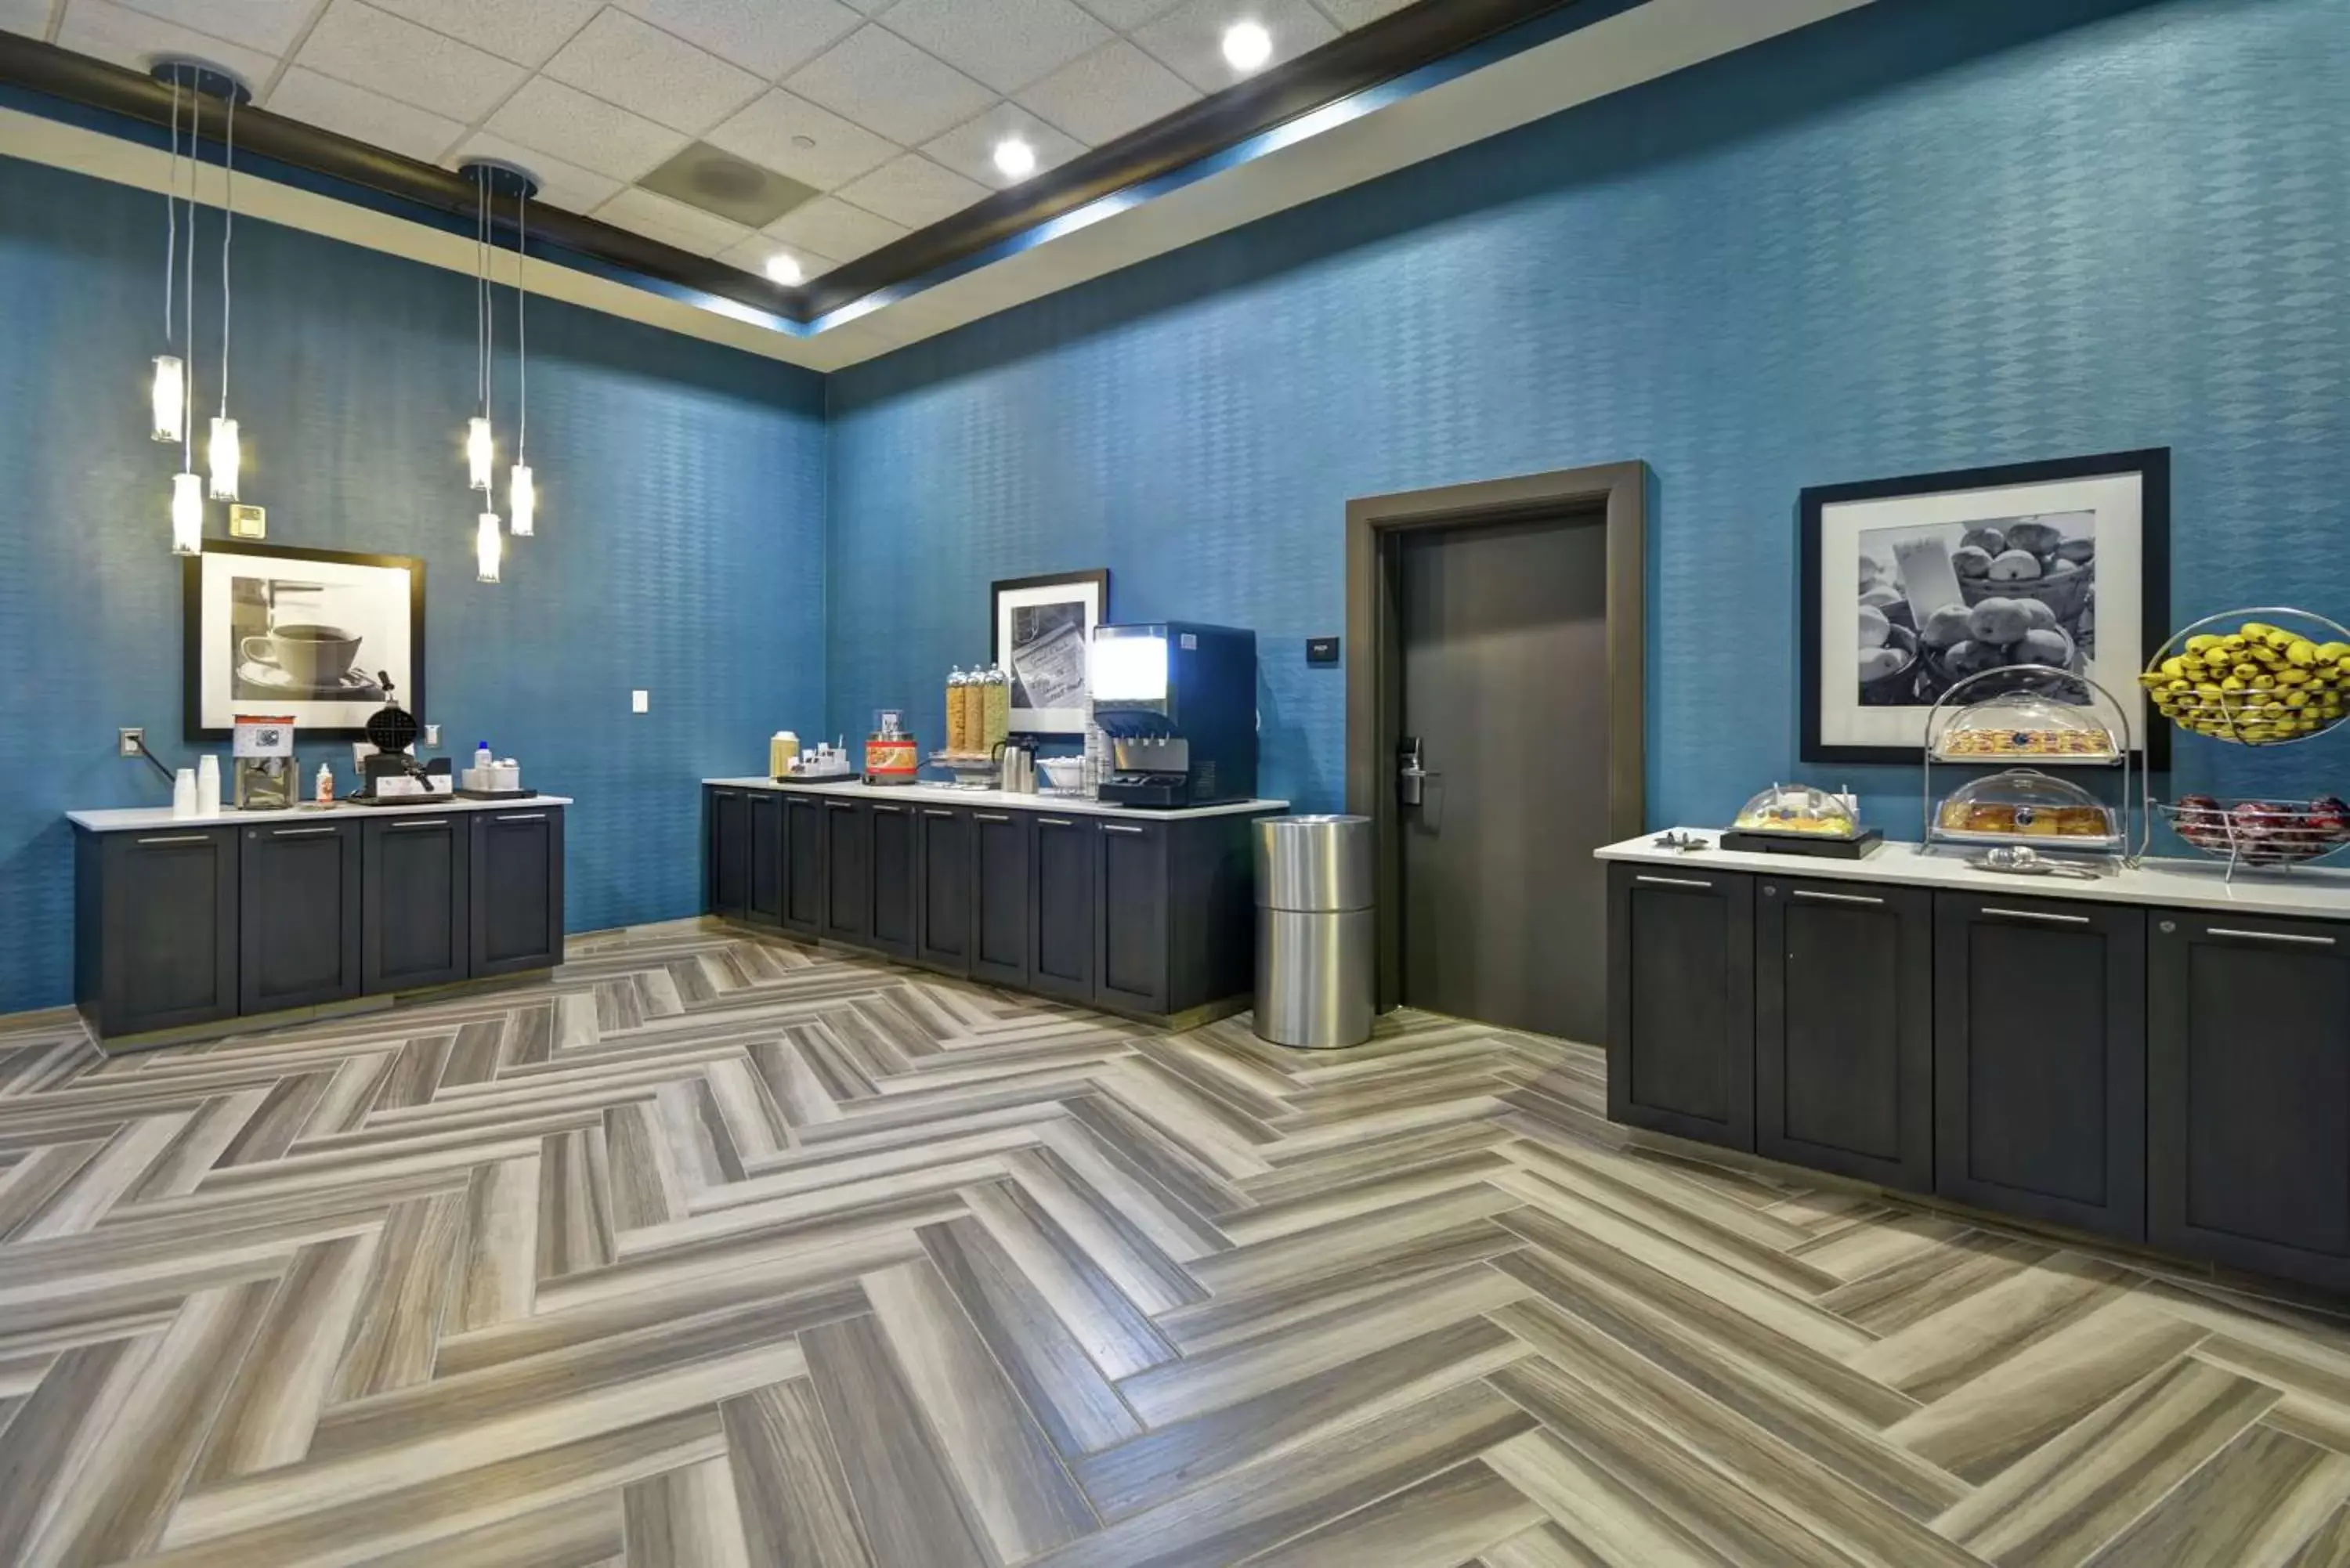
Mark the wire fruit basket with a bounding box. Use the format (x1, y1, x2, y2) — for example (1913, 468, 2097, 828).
(2157, 796, 2350, 877)
(2138, 608, 2350, 746)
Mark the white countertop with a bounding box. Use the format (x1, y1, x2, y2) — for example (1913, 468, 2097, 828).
(69, 795, 573, 832)
(1598, 828, 2350, 921)
(703, 777, 1289, 822)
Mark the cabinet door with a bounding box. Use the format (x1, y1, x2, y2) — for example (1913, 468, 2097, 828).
(917, 807, 974, 976)
(1755, 876, 1930, 1191)
(1935, 894, 2145, 1241)
(469, 809, 566, 977)
(821, 801, 871, 944)
(707, 789, 750, 919)
(781, 795, 823, 938)
(971, 811, 1032, 988)
(1606, 863, 1754, 1151)
(1030, 815, 1097, 1003)
(99, 828, 239, 1035)
(2150, 909, 2350, 1288)
(747, 793, 784, 927)
(239, 820, 363, 1014)
(363, 815, 469, 993)
(869, 802, 917, 959)
(1096, 820, 1170, 1015)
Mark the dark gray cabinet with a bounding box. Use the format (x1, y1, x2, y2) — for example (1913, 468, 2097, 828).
(469, 809, 565, 977)
(2150, 909, 2350, 1289)
(1030, 814, 1097, 1003)
(747, 792, 785, 928)
(822, 800, 870, 943)
(238, 820, 362, 1014)
(971, 810, 1031, 988)
(706, 788, 751, 921)
(76, 826, 240, 1038)
(1606, 862, 1754, 1151)
(781, 793, 823, 938)
(1756, 876, 1931, 1192)
(363, 814, 469, 993)
(916, 807, 973, 976)
(869, 802, 917, 959)
(1936, 893, 2145, 1242)
(1097, 820, 1170, 1015)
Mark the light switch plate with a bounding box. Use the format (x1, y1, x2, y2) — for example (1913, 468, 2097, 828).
(631, 689, 649, 714)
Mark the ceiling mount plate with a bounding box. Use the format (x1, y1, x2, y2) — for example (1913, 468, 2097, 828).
(147, 57, 250, 107)
(457, 159, 540, 202)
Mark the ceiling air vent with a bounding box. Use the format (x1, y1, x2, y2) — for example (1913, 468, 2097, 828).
(638, 143, 818, 228)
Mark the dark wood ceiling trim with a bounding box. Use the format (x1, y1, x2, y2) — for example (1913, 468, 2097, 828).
(0, 31, 794, 320)
(3, 0, 1577, 330)
(798, 0, 1580, 317)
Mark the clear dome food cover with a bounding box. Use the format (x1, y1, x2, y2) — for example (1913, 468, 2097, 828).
(1933, 767, 2119, 846)
(1734, 783, 1860, 838)
(1932, 689, 2118, 761)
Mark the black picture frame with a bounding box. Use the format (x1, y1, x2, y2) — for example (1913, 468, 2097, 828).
(184, 540, 426, 741)
(1799, 448, 2171, 768)
(990, 569, 1111, 736)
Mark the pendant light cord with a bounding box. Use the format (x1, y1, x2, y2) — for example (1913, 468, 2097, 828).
(164, 76, 179, 346)
(515, 186, 527, 459)
(183, 81, 197, 471)
(218, 91, 233, 414)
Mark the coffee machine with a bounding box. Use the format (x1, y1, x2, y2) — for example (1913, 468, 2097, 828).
(1090, 622, 1257, 807)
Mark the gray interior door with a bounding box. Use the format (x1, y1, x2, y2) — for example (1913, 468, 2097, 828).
(1397, 508, 1611, 1042)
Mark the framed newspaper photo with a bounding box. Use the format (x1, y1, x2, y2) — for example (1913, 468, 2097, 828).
(992, 569, 1110, 736)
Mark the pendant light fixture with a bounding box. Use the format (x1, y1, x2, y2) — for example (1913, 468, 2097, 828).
(457, 160, 539, 580)
(465, 164, 494, 493)
(507, 182, 534, 538)
(150, 72, 185, 446)
(207, 83, 240, 501)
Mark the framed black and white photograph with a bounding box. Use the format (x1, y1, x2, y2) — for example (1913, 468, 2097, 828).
(1800, 449, 2169, 764)
(991, 569, 1109, 736)
(185, 540, 425, 740)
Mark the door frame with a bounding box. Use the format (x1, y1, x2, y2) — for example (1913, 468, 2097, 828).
(1345, 461, 1648, 1013)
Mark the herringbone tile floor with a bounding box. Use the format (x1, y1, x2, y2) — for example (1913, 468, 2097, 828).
(3, 921, 2349, 1566)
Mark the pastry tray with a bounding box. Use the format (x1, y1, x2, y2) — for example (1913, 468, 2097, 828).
(1926, 825, 2123, 852)
(452, 787, 539, 800)
(1721, 827, 1884, 859)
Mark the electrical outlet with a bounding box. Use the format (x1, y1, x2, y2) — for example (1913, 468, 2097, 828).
(631, 690, 649, 714)
(118, 727, 145, 757)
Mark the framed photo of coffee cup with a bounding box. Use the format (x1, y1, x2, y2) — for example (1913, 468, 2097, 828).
(992, 569, 1110, 736)
(185, 541, 425, 739)
(1800, 449, 2169, 766)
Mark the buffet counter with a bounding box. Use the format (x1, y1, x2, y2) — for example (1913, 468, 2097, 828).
(700, 777, 1286, 821)
(1597, 828, 2350, 919)
(1596, 826, 2350, 1295)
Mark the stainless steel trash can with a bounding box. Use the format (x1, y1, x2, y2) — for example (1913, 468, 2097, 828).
(1254, 814, 1374, 1050)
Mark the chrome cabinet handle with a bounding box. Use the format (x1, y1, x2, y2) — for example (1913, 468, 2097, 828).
(386, 818, 449, 830)
(1791, 887, 1882, 906)
(826, 802, 855, 811)
(496, 812, 547, 822)
(2209, 926, 2337, 948)
(1039, 818, 1075, 827)
(268, 826, 338, 837)
(1101, 823, 1145, 835)
(136, 833, 211, 845)
(974, 813, 1012, 822)
(1981, 906, 2090, 926)
(1635, 874, 1712, 890)
(924, 809, 956, 818)
(873, 804, 905, 815)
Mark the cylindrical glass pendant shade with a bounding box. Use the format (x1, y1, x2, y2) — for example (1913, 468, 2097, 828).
(171, 471, 203, 555)
(508, 463, 534, 537)
(151, 356, 185, 443)
(467, 417, 494, 491)
(208, 415, 240, 500)
(475, 510, 502, 582)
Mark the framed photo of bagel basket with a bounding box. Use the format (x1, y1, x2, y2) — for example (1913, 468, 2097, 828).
(1799, 448, 2170, 767)
(185, 540, 425, 740)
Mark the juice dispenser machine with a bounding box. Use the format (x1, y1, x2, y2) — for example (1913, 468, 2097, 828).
(1089, 622, 1258, 807)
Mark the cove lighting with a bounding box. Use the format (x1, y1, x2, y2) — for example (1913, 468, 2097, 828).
(1222, 20, 1273, 71)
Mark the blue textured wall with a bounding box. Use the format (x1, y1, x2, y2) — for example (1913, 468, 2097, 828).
(828, 0, 2350, 826)
(0, 155, 826, 1012)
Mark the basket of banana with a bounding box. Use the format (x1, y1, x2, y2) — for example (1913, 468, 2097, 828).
(2139, 609, 2350, 746)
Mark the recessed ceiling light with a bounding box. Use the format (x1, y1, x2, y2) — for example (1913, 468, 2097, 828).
(992, 136, 1037, 179)
(765, 252, 804, 285)
(1222, 20, 1273, 71)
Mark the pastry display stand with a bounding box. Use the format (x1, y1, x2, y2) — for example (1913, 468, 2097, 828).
(1918, 663, 2144, 868)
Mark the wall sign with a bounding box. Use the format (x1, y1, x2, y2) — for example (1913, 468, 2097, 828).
(1799, 449, 2171, 766)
